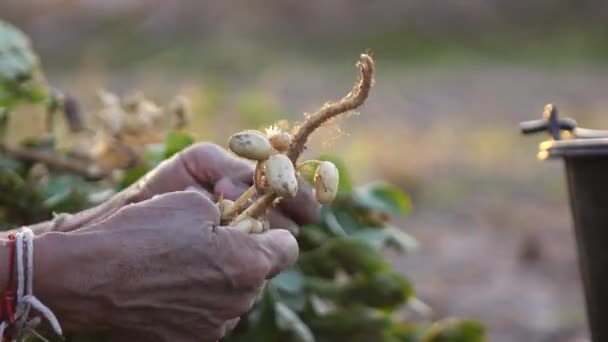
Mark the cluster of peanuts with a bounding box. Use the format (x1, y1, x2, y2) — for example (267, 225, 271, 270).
(219, 128, 339, 234)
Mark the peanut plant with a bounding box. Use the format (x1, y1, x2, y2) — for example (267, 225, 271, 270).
(0, 20, 486, 342)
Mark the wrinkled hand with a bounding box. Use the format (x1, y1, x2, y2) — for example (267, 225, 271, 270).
(124, 142, 319, 229)
(37, 143, 319, 234)
(36, 191, 299, 341)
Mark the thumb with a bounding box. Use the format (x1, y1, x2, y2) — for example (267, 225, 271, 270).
(250, 229, 299, 279)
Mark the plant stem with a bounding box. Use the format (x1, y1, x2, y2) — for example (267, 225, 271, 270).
(232, 193, 275, 223)
(286, 54, 374, 164)
(229, 53, 375, 225)
(221, 185, 258, 224)
(0, 142, 108, 180)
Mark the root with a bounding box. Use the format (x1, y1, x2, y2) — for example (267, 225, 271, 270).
(228, 53, 375, 225)
(286, 54, 374, 163)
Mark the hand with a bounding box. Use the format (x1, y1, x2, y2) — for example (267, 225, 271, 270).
(124, 142, 319, 228)
(31, 142, 319, 234)
(35, 190, 299, 341)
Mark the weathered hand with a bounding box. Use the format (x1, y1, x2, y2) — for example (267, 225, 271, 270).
(32, 142, 319, 234)
(124, 142, 319, 228)
(35, 190, 299, 341)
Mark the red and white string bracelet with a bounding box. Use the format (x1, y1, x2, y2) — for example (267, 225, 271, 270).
(0, 228, 62, 341)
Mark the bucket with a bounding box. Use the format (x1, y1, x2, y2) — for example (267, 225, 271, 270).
(520, 104, 608, 342)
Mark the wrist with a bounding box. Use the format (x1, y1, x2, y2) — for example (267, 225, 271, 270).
(33, 231, 110, 333)
(20, 191, 129, 236)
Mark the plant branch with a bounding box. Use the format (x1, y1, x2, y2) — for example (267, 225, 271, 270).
(230, 53, 375, 225)
(221, 185, 258, 222)
(286, 54, 374, 163)
(0, 142, 109, 180)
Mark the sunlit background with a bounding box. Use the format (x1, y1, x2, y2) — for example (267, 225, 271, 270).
(5, 1, 608, 341)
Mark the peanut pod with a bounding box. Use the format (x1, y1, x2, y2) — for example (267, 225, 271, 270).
(314, 161, 339, 204)
(228, 130, 272, 161)
(231, 216, 264, 234)
(268, 131, 292, 152)
(266, 154, 298, 198)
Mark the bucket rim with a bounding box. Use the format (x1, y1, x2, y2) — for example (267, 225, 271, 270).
(539, 138, 608, 160)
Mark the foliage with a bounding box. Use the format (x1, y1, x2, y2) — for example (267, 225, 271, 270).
(0, 20, 486, 342)
(224, 165, 484, 342)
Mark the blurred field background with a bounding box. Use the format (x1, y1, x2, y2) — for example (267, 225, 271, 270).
(4, 1, 608, 341)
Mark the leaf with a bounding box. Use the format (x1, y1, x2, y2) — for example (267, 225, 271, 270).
(41, 174, 92, 213)
(164, 131, 194, 158)
(298, 160, 322, 186)
(353, 181, 412, 217)
(272, 269, 305, 295)
(306, 306, 393, 342)
(390, 323, 425, 342)
(275, 302, 316, 342)
(352, 228, 419, 253)
(0, 20, 39, 81)
(0, 168, 48, 224)
(317, 154, 352, 193)
(118, 165, 149, 189)
(0, 20, 48, 109)
(21, 83, 47, 103)
(331, 206, 366, 232)
(244, 287, 280, 341)
(320, 206, 349, 237)
(344, 273, 414, 310)
(298, 237, 389, 277)
(422, 319, 487, 342)
(0, 156, 23, 172)
(297, 224, 332, 251)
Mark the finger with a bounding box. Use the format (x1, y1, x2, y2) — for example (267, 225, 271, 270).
(267, 210, 299, 235)
(184, 185, 214, 199)
(79, 191, 221, 233)
(223, 317, 241, 335)
(276, 178, 320, 225)
(125, 154, 200, 203)
(179, 143, 254, 188)
(213, 177, 252, 201)
(250, 229, 299, 279)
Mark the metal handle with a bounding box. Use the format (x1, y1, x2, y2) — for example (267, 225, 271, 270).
(520, 117, 577, 135)
(519, 103, 608, 140)
(573, 127, 608, 139)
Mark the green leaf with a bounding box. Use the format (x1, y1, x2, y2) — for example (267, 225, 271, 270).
(41, 174, 92, 213)
(299, 237, 389, 277)
(331, 206, 365, 232)
(298, 160, 322, 186)
(320, 206, 349, 237)
(21, 83, 48, 103)
(352, 228, 419, 253)
(390, 323, 425, 342)
(317, 154, 352, 193)
(353, 181, 412, 217)
(0, 20, 48, 109)
(164, 131, 194, 158)
(275, 302, 316, 342)
(272, 269, 305, 295)
(0, 156, 23, 172)
(297, 224, 332, 251)
(239, 287, 281, 342)
(0, 20, 39, 81)
(118, 165, 149, 189)
(422, 319, 487, 342)
(344, 273, 414, 310)
(306, 306, 393, 342)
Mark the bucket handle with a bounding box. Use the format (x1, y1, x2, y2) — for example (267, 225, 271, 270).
(520, 103, 608, 140)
